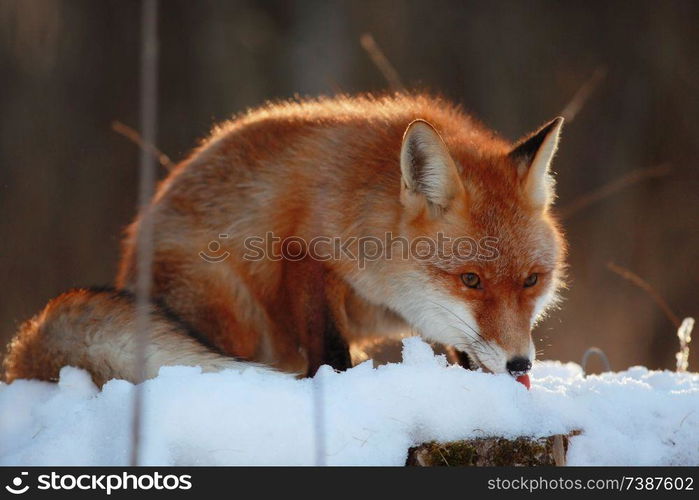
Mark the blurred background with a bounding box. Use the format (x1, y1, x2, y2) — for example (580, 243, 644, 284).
(1, 0, 697, 373)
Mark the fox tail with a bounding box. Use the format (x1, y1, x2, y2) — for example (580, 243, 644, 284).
(3, 287, 271, 386)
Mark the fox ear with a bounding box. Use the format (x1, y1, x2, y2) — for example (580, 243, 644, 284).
(509, 117, 564, 208)
(400, 120, 461, 216)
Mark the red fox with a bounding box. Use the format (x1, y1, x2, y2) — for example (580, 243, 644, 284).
(3, 94, 566, 386)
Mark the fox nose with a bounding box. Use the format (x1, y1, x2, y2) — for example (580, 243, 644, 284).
(506, 357, 532, 376)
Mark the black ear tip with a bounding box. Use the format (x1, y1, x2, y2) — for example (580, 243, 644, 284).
(542, 116, 564, 133)
(509, 117, 564, 162)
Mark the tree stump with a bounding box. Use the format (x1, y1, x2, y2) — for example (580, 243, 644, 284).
(406, 433, 577, 466)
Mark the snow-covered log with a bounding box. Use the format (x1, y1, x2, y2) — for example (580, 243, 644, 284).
(407, 433, 577, 466)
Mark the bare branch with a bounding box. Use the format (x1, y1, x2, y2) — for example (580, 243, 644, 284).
(676, 317, 694, 372)
(359, 33, 406, 92)
(606, 261, 681, 329)
(560, 66, 607, 123)
(130, 0, 159, 467)
(581, 347, 611, 374)
(559, 164, 671, 220)
(112, 120, 174, 171)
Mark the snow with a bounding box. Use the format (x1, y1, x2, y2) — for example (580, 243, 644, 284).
(1, 337, 698, 465)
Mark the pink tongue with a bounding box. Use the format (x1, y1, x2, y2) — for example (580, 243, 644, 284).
(516, 374, 531, 390)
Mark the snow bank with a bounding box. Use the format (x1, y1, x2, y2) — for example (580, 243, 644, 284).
(1, 337, 698, 465)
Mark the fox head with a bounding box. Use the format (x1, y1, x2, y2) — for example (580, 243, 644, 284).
(366, 116, 566, 376)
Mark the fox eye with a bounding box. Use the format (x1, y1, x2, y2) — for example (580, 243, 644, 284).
(524, 273, 538, 288)
(461, 273, 482, 289)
